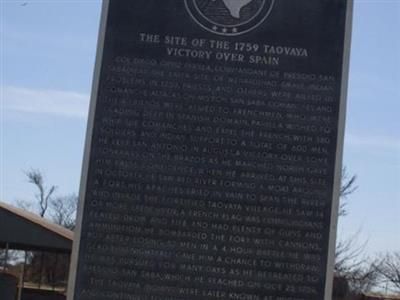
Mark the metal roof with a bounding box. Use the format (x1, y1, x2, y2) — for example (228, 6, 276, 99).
(0, 202, 73, 253)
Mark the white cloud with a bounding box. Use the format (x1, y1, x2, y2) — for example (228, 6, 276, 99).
(2, 86, 89, 118)
(345, 133, 400, 152)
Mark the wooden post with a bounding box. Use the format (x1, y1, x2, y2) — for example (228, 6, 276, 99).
(38, 252, 44, 289)
(17, 253, 26, 300)
(53, 253, 58, 291)
(3, 243, 9, 270)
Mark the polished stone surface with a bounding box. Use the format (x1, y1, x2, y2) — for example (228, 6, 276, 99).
(71, 1, 350, 299)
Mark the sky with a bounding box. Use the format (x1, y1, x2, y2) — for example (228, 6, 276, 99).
(1, 0, 399, 257)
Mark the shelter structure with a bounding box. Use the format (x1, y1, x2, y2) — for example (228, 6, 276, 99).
(0, 201, 73, 300)
(363, 294, 400, 300)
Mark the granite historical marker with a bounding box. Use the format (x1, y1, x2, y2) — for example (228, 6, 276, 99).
(68, 1, 353, 299)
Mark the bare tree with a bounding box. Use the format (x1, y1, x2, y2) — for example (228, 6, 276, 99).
(335, 233, 381, 295)
(19, 169, 78, 230)
(376, 252, 400, 292)
(339, 167, 357, 217)
(15, 199, 33, 212)
(50, 194, 78, 230)
(335, 168, 361, 278)
(335, 231, 367, 276)
(347, 260, 382, 295)
(333, 169, 382, 296)
(25, 169, 57, 217)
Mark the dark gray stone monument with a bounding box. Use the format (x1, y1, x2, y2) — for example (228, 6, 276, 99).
(68, 1, 353, 299)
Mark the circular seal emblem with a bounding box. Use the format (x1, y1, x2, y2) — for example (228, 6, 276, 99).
(185, 0, 275, 36)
